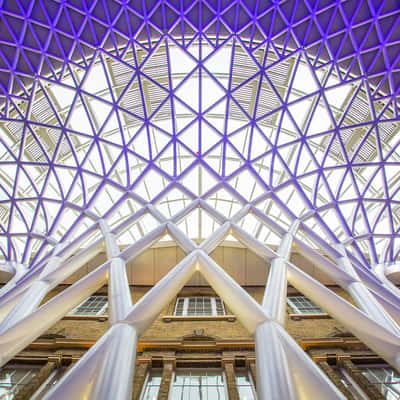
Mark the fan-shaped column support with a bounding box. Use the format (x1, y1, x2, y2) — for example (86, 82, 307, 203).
(0, 239, 103, 321)
(276, 226, 400, 327)
(0, 262, 27, 297)
(78, 220, 137, 400)
(0, 243, 68, 333)
(197, 249, 344, 400)
(0, 222, 167, 369)
(374, 263, 400, 298)
(287, 261, 400, 370)
(0, 260, 110, 367)
(44, 252, 199, 400)
(0, 206, 150, 321)
(99, 220, 132, 324)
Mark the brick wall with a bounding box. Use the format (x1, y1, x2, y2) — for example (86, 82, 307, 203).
(44, 285, 351, 341)
(3, 284, 381, 399)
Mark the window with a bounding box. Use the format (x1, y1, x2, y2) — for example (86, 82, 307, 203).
(235, 369, 257, 399)
(287, 296, 324, 314)
(140, 369, 163, 400)
(71, 295, 108, 315)
(331, 366, 368, 400)
(174, 297, 225, 316)
(0, 365, 38, 399)
(31, 367, 67, 399)
(170, 369, 227, 399)
(361, 366, 400, 399)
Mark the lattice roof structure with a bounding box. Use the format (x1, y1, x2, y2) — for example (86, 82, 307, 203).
(0, 0, 399, 268)
(0, 1, 400, 399)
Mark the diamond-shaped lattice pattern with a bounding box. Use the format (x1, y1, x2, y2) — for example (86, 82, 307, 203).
(0, 2, 399, 269)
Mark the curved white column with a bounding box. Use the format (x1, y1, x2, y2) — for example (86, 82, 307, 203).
(126, 252, 198, 333)
(255, 322, 297, 400)
(99, 220, 132, 324)
(0, 260, 109, 367)
(90, 324, 138, 400)
(43, 325, 114, 399)
(0, 240, 102, 320)
(257, 231, 294, 398)
(0, 243, 68, 332)
(0, 262, 27, 297)
(197, 252, 267, 333)
(335, 246, 400, 336)
(263, 229, 296, 325)
(277, 323, 345, 400)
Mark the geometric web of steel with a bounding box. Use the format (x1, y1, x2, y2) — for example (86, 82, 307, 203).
(0, 33, 399, 269)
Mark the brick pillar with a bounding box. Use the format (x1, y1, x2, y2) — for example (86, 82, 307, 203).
(341, 360, 385, 400)
(14, 360, 58, 400)
(223, 361, 240, 400)
(158, 361, 174, 400)
(132, 362, 149, 400)
(317, 361, 355, 400)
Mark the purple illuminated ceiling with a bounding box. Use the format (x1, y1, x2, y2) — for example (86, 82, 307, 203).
(0, 1, 399, 96)
(0, 1, 399, 270)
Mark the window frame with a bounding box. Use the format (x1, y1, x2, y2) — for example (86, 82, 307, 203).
(31, 367, 68, 400)
(235, 368, 257, 399)
(169, 368, 228, 400)
(70, 295, 108, 316)
(139, 368, 163, 400)
(0, 364, 40, 399)
(287, 295, 325, 315)
(360, 365, 400, 399)
(173, 296, 226, 317)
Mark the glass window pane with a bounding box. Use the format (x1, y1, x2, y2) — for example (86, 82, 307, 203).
(235, 369, 256, 400)
(141, 369, 163, 400)
(287, 296, 324, 314)
(171, 369, 227, 400)
(0, 366, 38, 399)
(72, 295, 108, 315)
(174, 297, 226, 316)
(362, 367, 400, 399)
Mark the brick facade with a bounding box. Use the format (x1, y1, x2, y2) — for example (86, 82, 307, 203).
(1, 284, 390, 399)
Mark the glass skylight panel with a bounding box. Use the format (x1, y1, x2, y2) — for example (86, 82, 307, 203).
(203, 46, 232, 75)
(290, 61, 318, 95)
(82, 62, 109, 93)
(69, 105, 93, 134)
(49, 83, 76, 110)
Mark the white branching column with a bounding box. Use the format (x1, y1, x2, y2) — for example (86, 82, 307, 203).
(256, 225, 297, 400)
(0, 262, 27, 297)
(0, 207, 150, 322)
(90, 220, 136, 399)
(0, 238, 103, 321)
(286, 261, 400, 370)
(335, 245, 400, 336)
(0, 243, 67, 334)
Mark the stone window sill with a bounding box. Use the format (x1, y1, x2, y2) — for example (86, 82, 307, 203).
(162, 315, 236, 322)
(63, 314, 108, 321)
(289, 313, 330, 320)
